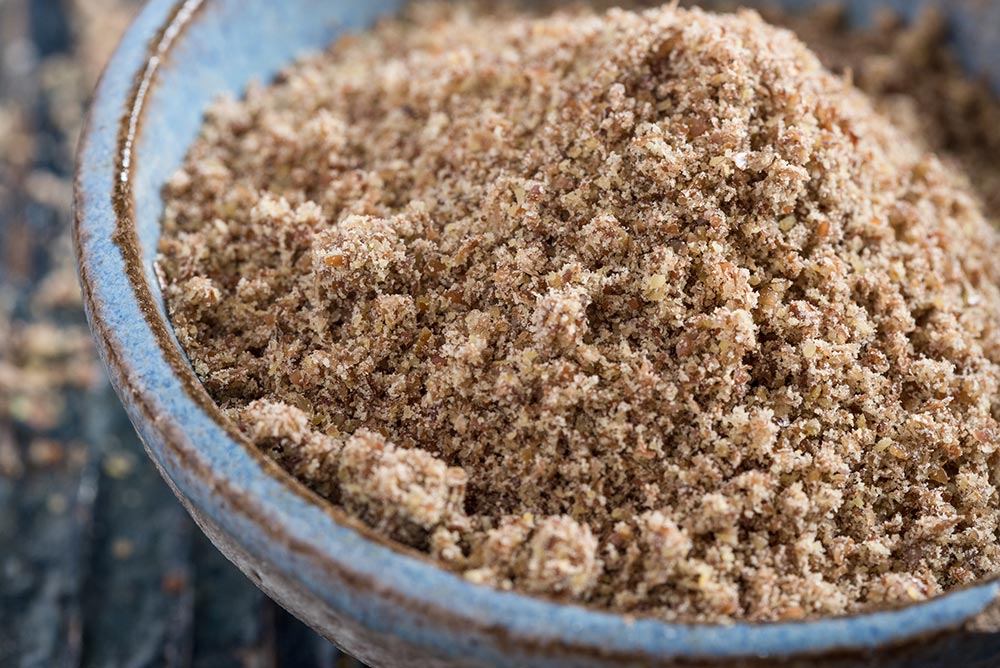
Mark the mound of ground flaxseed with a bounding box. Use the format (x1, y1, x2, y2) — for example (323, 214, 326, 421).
(158, 2, 1000, 622)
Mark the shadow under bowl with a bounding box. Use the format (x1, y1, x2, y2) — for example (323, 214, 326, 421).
(74, 0, 1000, 666)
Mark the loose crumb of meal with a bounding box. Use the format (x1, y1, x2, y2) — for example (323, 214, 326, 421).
(158, 1, 1000, 622)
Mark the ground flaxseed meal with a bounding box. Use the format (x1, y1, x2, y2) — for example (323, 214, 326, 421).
(158, 2, 1000, 622)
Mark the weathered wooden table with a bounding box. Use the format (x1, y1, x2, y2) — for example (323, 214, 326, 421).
(0, 1, 364, 665)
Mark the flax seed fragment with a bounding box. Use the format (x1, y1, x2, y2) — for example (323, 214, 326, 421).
(159, 2, 1000, 622)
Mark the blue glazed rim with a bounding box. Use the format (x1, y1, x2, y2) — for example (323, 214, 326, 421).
(74, 0, 1000, 664)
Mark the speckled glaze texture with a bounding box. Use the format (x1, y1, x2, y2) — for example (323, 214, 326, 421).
(74, 1, 1000, 666)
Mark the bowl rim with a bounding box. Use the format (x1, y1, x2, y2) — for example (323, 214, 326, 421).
(73, 0, 1000, 663)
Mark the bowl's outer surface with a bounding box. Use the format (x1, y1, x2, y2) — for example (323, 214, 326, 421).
(74, 0, 1000, 666)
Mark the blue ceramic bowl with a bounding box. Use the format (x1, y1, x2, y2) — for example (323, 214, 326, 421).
(75, 1, 1000, 666)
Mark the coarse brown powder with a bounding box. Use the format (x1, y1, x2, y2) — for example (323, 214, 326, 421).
(158, 2, 1000, 622)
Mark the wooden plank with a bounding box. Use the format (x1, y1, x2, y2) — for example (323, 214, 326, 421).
(273, 602, 343, 668)
(189, 532, 275, 668)
(0, 432, 96, 668)
(0, 3, 93, 666)
(78, 401, 195, 668)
